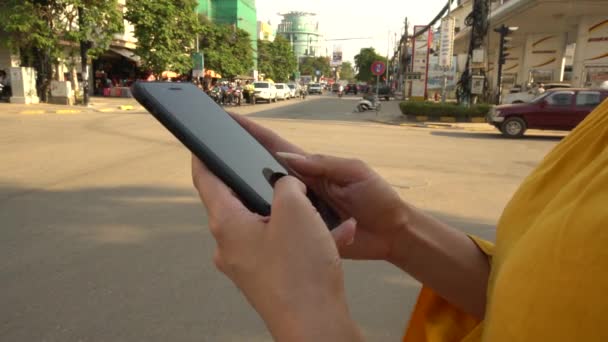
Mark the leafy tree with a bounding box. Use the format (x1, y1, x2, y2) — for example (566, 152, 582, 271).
(338, 61, 355, 82)
(354, 47, 387, 83)
(125, 0, 201, 77)
(0, 0, 68, 101)
(299, 56, 330, 80)
(72, 1, 123, 105)
(0, 0, 123, 103)
(199, 15, 253, 78)
(257, 36, 296, 82)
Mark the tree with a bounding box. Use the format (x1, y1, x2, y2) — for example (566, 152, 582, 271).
(0, 0, 68, 101)
(299, 56, 330, 80)
(0, 0, 122, 103)
(72, 1, 123, 105)
(125, 0, 201, 78)
(354, 47, 387, 83)
(339, 61, 355, 82)
(257, 36, 296, 82)
(198, 15, 253, 79)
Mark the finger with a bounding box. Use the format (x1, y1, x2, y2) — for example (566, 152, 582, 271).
(331, 218, 357, 248)
(276, 153, 369, 185)
(228, 112, 306, 155)
(191, 155, 246, 217)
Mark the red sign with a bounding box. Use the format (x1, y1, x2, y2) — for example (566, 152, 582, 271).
(371, 61, 386, 76)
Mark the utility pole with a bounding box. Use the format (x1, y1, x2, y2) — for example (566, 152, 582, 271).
(402, 17, 409, 100)
(441, 1, 452, 103)
(385, 30, 390, 86)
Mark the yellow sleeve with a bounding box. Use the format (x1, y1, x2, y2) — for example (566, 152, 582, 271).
(402, 236, 493, 342)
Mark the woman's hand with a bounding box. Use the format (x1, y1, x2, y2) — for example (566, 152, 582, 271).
(192, 156, 363, 342)
(230, 114, 412, 263)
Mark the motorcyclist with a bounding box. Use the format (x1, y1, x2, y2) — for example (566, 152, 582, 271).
(363, 87, 377, 107)
(338, 84, 344, 97)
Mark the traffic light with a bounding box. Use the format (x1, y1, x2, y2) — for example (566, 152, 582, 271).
(494, 25, 518, 104)
(495, 25, 518, 65)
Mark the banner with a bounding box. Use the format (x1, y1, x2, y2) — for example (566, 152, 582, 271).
(439, 17, 455, 68)
(410, 25, 431, 99)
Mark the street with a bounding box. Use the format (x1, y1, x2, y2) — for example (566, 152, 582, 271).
(0, 95, 564, 341)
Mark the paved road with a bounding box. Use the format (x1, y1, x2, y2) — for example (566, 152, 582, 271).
(0, 95, 564, 341)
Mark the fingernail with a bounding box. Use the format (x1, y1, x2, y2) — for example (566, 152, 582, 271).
(276, 152, 307, 160)
(346, 218, 357, 245)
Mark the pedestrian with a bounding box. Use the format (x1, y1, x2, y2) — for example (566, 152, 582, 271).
(191, 97, 608, 341)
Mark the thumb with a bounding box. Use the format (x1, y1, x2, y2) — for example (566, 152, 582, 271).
(331, 217, 357, 249)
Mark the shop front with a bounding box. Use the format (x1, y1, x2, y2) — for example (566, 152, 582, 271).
(93, 48, 142, 97)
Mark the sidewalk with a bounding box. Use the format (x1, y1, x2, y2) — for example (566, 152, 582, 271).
(0, 96, 144, 115)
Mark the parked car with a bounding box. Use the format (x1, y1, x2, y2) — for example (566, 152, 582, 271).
(253, 81, 277, 103)
(308, 83, 323, 95)
(345, 83, 358, 95)
(287, 83, 301, 98)
(487, 88, 608, 138)
(502, 83, 572, 104)
(274, 83, 290, 100)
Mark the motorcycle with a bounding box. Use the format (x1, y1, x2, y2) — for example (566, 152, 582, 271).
(338, 89, 344, 98)
(354, 95, 381, 113)
(232, 87, 243, 106)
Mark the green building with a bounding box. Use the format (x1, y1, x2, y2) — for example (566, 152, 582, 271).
(276, 12, 326, 62)
(198, 0, 258, 74)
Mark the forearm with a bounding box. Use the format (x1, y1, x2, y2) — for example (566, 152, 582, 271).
(388, 205, 490, 319)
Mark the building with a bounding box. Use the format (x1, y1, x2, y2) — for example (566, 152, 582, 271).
(197, 0, 258, 72)
(452, 0, 608, 96)
(257, 20, 275, 41)
(276, 12, 326, 61)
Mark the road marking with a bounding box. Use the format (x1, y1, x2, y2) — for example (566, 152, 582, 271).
(56, 109, 81, 115)
(119, 105, 134, 111)
(20, 110, 46, 115)
(98, 108, 115, 112)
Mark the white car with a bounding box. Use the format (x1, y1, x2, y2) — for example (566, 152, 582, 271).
(274, 83, 290, 100)
(253, 81, 277, 103)
(502, 83, 572, 104)
(287, 83, 300, 98)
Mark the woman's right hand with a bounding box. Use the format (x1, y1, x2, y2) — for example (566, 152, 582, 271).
(229, 111, 411, 262)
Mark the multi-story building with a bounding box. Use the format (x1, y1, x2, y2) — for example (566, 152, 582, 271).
(198, 0, 258, 73)
(257, 20, 275, 41)
(276, 12, 327, 62)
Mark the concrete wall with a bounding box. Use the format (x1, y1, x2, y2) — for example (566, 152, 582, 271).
(521, 33, 567, 84)
(572, 16, 608, 87)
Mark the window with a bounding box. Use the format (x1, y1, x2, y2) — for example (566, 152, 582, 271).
(254, 82, 268, 88)
(576, 91, 601, 107)
(546, 91, 574, 106)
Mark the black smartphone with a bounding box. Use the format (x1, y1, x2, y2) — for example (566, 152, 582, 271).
(132, 81, 340, 229)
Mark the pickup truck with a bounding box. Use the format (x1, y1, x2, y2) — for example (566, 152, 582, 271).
(370, 85, 395, 101)
(487, 88, 608, 138)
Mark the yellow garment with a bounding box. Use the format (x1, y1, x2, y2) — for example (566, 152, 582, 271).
(404, 99, 608, 341)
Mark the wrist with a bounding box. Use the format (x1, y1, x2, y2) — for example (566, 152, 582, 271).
(263, 292, 363, 342)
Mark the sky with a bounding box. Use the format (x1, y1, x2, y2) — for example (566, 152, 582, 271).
(256, 0, 448, 63)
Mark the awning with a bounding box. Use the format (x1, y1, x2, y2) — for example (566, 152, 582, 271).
(109, 48, 141, 64)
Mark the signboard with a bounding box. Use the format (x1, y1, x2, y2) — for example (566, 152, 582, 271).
(192, 52, 204, 78)
(427, 55, 457, 90)
(331, 47, 343, 67)
(315, 69, 321, 76)
(439, 17, 455, 68)
(410, 25, 431, 99)
(371, 61, 386, 76)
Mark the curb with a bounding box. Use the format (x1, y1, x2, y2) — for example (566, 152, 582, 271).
(367, 118, 495, 132)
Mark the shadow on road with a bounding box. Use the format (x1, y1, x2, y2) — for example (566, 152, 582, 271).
(430, 130, 566, 141)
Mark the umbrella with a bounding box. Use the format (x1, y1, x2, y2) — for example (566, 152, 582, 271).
(204, 69, 222, 79)
(161, 71, 178, 78)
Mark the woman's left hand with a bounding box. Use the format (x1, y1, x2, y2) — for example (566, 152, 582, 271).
(192, 156, 363, 342)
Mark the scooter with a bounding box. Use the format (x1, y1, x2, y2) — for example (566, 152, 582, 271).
(338, 90, 343, 98)
(354, 95, 381, 112)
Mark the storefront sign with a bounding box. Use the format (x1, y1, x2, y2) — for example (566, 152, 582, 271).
(439, 17, 455, 68)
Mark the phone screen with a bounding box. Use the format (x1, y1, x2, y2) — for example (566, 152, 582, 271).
(137, 82, 285, 207)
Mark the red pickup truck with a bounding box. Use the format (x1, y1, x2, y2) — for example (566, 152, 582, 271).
(487, 88, 608, 138)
